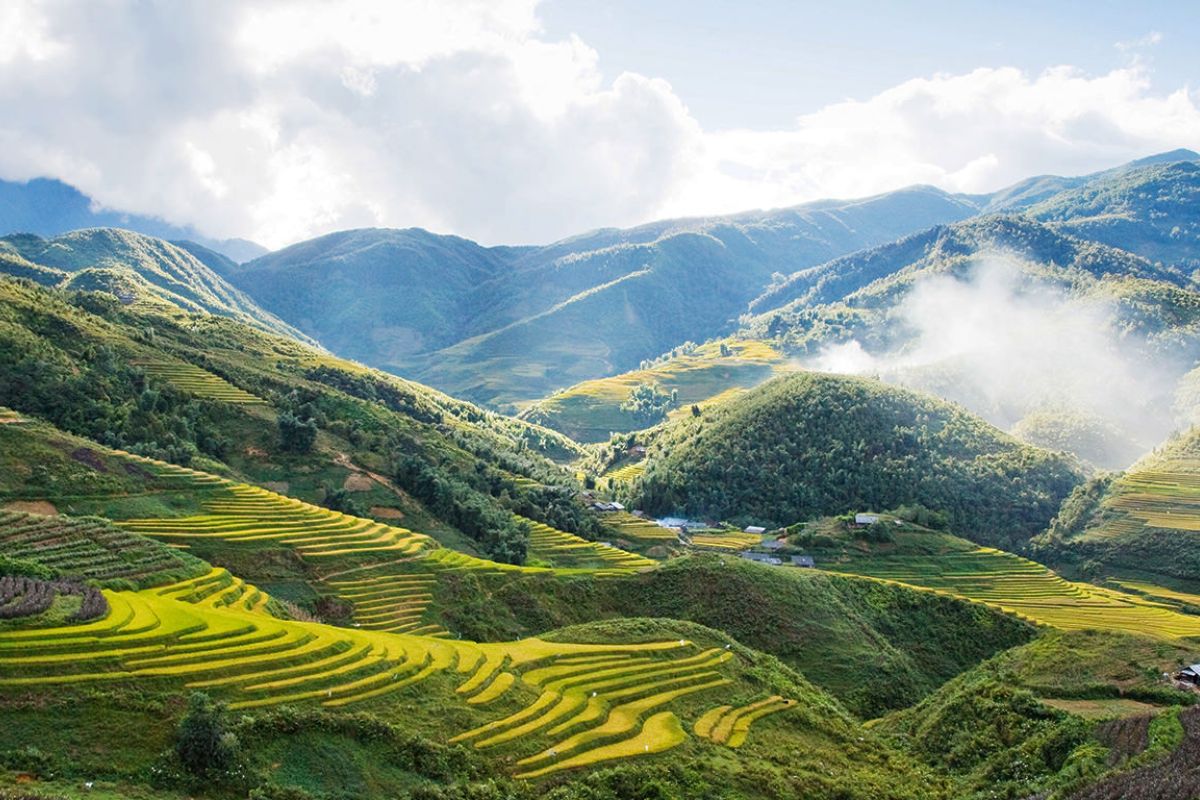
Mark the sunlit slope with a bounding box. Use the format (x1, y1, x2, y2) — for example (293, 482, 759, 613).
(1039, 427, 1200, 586)
(0, 571, 843, 781)
(817, 529, 1200, 639)
(520, 340, 787, 442)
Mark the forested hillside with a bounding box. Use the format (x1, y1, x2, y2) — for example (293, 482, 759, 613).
(0, 275, 588, 563)
(630, 372, 1083, 547)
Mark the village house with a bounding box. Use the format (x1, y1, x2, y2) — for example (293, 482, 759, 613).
(1179, 663, 1200, 685)
(744, 525, 766, 534)
(739, 551, 782, 566)
(760, 538, 785, 551)
(591, 501, 625, 512)
(854, 513, 880, 525)
(791, 555, 815, 568)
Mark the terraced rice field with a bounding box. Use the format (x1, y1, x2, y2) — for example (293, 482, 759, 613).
(823, 547, 1200, 639)
(132, 358, 267, 405)
(118, 482, 434, 559)
(324, 569, 447, 637)
(688, 531, 763, 551)
(0, 577, 713, 777)
(451, 643, 735, 778)
(603, 462, 645, 483)
(606, 512, 679, 544)
(694, 696, 796, 747)
(1088, 463, 1200, 539)
(525, 518, 655, 571)
(0, 510, 206, 585)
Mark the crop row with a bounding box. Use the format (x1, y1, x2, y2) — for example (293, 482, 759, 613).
(0, 576, 693, 727)
(525, 519, 655, 571)
(118, 483, 434, 559)
(694, 696, 795, 747)
(0, 510, 203, 585)
(132, 358, 266, 405)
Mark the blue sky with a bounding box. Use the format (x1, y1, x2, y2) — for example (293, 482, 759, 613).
(542, 0, 1196, 129)
(0, 1, 1196, 247)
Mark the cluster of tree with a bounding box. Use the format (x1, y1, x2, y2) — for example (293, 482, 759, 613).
(632, 373, 1082, 548)
(393, 453, 529, 564)
(619, 381, 677, 425)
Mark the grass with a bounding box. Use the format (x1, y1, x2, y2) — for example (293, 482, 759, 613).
(688, 531, 762, 551)
(132, 358, 268, 405)
(0, 574, 705, 742)
(604, 511, 678, 545)
(117, 479, 434, 560)
(513, 710, 687, 778)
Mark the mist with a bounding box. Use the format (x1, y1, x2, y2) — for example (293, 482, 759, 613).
(810, 256, 1189, 468)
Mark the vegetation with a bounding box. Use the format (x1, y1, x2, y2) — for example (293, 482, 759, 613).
(521, 340, 784, 442)
(1034, 426, 1200, 587)
(222, 188, 977, 407)
(631, 372, 1083, 548)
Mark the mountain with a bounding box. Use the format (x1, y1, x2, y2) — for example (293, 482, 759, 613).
(628, 371, 1083, 548)
(0, 228, 311, 344)
(1026, 158, 1200, 269)
(223, 186, 981, 408)
(0, 176, 267, 262)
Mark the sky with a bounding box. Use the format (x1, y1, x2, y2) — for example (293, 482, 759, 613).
(0, 0, 1197, 249)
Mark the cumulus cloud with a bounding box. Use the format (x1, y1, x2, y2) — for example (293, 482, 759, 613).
(0, 1, 1198, 248)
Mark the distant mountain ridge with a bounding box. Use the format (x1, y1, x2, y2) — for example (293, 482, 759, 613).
(225, 184, 983, 407)
(0, 177, 266, 263)
(3, 149, 1196, 411)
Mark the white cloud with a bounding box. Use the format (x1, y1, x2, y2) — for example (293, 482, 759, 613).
(661, 65, 1200, 219)
(1116, 30, 1163, 52)
(0, 2, 1197, 249)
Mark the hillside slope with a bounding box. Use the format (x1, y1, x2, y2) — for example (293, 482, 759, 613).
(0, 229, 309, 343)
(0, 275, 589, 563)
(740, 212, 1200, 468)
(630, 372, 1083, 548)
(1035, 426, 1200, 588)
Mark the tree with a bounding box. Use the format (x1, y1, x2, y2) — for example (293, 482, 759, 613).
(278, 411, 317, 453)
(620, 382, 674, 424)
(175, 692, 239, 780)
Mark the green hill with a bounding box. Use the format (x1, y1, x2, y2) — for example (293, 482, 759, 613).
(1028, 159, 1200, 270)
(629, 372, 1083, 548)
(0, 229, 308, 342)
